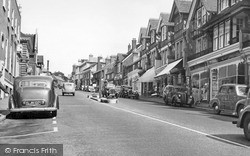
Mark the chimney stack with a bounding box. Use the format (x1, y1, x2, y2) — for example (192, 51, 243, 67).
(47, 60, 49, 71)
(97, 56, 102, 70)
(128, 44, 131, 51)
(132, 38, 137, 50)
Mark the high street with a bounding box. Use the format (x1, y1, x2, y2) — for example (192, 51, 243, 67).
(0, 90, 250, 156)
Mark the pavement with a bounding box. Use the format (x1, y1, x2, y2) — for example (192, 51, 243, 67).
(0, 97, 9, 122)
(138, 95, 212, 110)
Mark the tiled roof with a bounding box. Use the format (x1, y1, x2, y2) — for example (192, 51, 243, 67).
(160, 13, 171, 26)
(117, 53, 127, 62)
(146, 18, 159, 36)
(202, 0, 217, 12)
(148, 18, 159, 30)
(175, 0, 192, 13)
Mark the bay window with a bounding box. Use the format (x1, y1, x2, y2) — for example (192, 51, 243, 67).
(213, 26, 218, 51)
(219, 22, 224, 49)
(161, 26, 167, 41)
(225, 20, 230, 46)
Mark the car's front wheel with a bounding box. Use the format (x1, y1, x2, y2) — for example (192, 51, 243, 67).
(213, 103, 221, 115)
(237, 104, 244, 117)
(172, 98, 177, 106)
(243, 114, 250, 141)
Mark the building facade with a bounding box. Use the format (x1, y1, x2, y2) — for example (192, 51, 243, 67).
(0, 0, 21, 98)
(186, 0, 250, 105)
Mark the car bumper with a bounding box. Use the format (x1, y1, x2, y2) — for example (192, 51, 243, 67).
(9, 107, 57, 112)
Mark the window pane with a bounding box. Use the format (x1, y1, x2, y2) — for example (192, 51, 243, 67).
(219, 66, 227, 78)
(228, 64, 236, 76)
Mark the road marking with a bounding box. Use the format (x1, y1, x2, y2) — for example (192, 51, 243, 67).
(52, 121, 57, 124)
(101, 103, 250, 149)
(53, 117, 56, 120)
(0, 130, 57, 139)
(53, 127, 58, 132)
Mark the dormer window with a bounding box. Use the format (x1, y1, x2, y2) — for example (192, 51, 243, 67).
(218, 0, 229, 13)
(161, 26, 167, 41)
(231, 0, 241, 5)
(197, 8, 202, 28)
(202, 6, 207, 24)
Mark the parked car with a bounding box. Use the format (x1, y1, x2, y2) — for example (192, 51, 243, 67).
(233, 88, 250, 141)
(163, 85, 194, 107)
(209, 84, 247, 116)
(62, 82, 75, 96)
(115, 86, 122, 97)
(8, 75, 59, 117)
(120, 85, 139, 99)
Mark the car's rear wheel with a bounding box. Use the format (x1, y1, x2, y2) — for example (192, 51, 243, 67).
(237, 104, 244, 117)
(62, 93, 64, 96)
(243, 114, 250, 141)
(213, 103, 221, 115)
(51, 111, 57, 117)
(164, 97, 168, 105)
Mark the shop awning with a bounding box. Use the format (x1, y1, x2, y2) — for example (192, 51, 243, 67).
(138, 67, 155, 82)
(155, 59, 182, 78)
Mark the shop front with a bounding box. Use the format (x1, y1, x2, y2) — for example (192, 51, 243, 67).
(138, 67, 156, 96)
(210, 60, 245, 99)
(191, 70, 210, 104)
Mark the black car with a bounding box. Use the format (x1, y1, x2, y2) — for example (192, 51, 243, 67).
(120, 85, 139, 99)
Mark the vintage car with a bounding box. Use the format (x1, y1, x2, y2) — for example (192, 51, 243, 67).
(233, 95, 250, 141)
(62, 82, 75, 96)
(101, 84, 119, 99)
(120, 85, 139, 99)
(209, 84, 247, 116)
(163, 85, 194, 107)
(8, 75, 59, 117)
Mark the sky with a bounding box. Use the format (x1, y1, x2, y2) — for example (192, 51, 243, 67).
(18, 0, 174, 76)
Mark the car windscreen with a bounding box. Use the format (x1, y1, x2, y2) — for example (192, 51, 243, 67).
(237, 86, 247, 96)
(19, 80, 49, 88)
(64, 83, 74, 88)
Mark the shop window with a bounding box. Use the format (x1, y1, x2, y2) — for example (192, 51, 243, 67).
(219, 66, 227, 78)
(228, 64, 236, 76)
(238, 62, 245, 75)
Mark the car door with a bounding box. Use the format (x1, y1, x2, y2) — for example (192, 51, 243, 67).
(227, 85, 237, 111)
(217, 85, 229, 110)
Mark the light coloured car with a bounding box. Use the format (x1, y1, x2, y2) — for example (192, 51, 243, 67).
(88, 85, 95, 92)
(62, 82, 75, 96)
